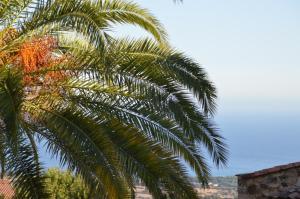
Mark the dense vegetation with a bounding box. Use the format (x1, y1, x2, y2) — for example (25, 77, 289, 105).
(44, 168, 90, 199)
(0, 0, 227, 198)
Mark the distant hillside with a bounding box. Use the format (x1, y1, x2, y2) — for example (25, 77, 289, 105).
(135, 176, 238, 199)
(209, 176, 237, 188)
(191, 176, 237, 188)
(191, 176, 237, 199)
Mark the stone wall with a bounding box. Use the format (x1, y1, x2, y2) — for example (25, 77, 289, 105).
(238, 165, 300, 199)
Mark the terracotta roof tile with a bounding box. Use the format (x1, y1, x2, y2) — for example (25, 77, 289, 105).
(0, 179, 14, 199)
(236, 161, 300, 179)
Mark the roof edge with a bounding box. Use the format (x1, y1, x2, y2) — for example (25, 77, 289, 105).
(236, 161, 300, 179)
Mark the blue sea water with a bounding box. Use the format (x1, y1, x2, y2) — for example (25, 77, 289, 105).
(210, 109, 300, 176)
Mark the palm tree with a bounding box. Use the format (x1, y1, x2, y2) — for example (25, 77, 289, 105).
(0, 0, 227, 198)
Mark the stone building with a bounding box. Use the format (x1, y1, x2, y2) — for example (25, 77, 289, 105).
(237, 162, 300, 199)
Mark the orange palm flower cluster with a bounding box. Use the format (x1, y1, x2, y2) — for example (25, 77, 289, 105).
(19, 36, 67, 85)
(0, 28, 18, 66)
(0, 28, 18, 46)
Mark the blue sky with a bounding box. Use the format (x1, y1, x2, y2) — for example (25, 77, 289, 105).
(42, 0, 300, 176)
(132, 0, 300, 111)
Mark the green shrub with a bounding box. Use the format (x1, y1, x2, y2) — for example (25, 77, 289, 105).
(45, 168, 90, 199)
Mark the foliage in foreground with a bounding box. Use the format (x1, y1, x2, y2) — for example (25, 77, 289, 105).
(0, 0, 227, 198)
(45, 168, 90, 199)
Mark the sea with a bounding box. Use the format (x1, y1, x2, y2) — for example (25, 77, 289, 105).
(210, 108, 300, 176)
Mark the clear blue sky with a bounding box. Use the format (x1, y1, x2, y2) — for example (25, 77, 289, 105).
(42, 0, 300, 176)
(131, 0, 300, 113)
